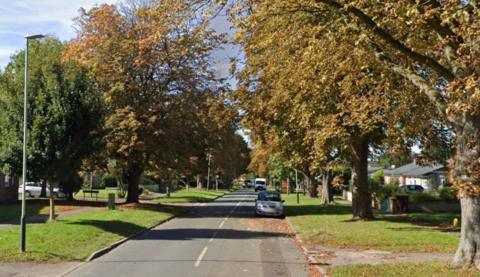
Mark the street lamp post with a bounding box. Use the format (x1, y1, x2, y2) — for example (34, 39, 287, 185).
(20, 34, 44, 252)
(206, 152, 212, 191)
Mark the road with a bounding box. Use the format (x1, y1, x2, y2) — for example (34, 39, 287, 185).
(64, 189, 308, 277)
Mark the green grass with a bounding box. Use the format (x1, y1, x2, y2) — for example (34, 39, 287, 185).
(283, 194, 459, 253)
(0, 207, 175, 262)
(156, 189, 227, 203)
(332, 262, 480, 277)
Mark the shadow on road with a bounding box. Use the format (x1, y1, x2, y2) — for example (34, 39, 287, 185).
(134, 228, 289, 241)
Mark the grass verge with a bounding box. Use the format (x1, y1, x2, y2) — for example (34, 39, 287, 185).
(0, 207, 175, 262)
(283, 194, 459, 253)
(331, 262, 479, 277)
(156, 188, 227, 204)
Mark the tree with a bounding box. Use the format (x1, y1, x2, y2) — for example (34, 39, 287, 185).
(232, 0, 439, 217)
(65, 1, 225, 202)
(0, 37, 104, 219)
(233, 0, 480, 268)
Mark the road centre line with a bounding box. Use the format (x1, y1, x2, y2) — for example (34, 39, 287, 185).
(194, 195, 247, 267)
(194, 247, 208, 267)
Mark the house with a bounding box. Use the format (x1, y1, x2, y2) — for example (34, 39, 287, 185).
(383, 162, 447, 191)
(0, 173, 19, 202)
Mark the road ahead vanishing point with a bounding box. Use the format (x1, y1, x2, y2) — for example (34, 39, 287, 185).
(64, 189, 308, 277)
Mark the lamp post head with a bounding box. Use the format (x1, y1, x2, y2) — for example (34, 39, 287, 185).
(25, 34, 44, 40)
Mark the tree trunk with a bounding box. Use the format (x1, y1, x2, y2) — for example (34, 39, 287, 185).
(48, 181, 55, 222)
(452, 197, 480, 269)
(351, 138, 373, 220)
(450, 114, 480, 269)
(40, 180, 47, 198)
(196, 175, 202, 189)
(320, 170, 334, 205)
(306, 174, 317, 198)
(126, 167, 143, 203)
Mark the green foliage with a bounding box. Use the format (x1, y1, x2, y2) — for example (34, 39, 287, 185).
(438, 187, 457, 202)
(0, 37, 104, 196)
(407, 188, 458, 203)
(267, 153, 291, 180)
(408, 192, 440, 203)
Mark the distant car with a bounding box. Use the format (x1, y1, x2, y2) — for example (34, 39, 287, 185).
(254, 178, 267, 192)
(255, 191, 285, 218)
(18, 182, 67, 198)
(398, 184, 424, 193)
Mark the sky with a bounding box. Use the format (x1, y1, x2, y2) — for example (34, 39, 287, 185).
(0, 0, 240, 81)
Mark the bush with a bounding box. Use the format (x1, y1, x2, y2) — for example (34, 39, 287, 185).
(372, 183, 399, 201)
(408, 192, 440, 203)
(438, 187, 457, 202)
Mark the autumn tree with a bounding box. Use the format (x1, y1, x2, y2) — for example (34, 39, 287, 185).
(231, 0, 480, 268)
(232, 1, 439, 217)
(65, 0, 226, 202)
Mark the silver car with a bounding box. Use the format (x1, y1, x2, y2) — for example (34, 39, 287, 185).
(255, 191, 285, 218)
(18, 182, 67, 198)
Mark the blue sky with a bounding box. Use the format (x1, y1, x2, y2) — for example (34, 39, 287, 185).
(0, 0, 239, 81)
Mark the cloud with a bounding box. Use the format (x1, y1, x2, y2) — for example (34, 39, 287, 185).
(0, 0, 117, 68)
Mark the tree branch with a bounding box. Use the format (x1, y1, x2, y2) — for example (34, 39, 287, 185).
(313, 0, 456, 81)
(362, 35, 447, 117)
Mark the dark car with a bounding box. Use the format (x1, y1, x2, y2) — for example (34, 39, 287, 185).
(398, 184, 424, 193)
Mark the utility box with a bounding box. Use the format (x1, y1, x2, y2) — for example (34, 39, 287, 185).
(108, 193, 116, 210)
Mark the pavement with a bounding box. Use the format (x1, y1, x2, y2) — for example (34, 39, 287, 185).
(63, 189, 308, 277)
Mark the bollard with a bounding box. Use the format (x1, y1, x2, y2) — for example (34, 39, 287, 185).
(166, 186, 170, 198)
(108, 193, 115, 210)
(296, 191, 300, 204)
(453, 217, 459, 228)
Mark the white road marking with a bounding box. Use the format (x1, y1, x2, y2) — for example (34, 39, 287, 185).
(194, 246, 208, 267)
(196, 194, 248, 266)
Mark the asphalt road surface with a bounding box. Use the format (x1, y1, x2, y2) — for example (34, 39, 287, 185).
(64, 189, 308, 277)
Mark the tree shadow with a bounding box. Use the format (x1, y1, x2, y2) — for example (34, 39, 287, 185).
(133, 228, 288, 241)
(67, 219, 146, 237)
(372, 214, 460, 233)
(284, 204, 353, 217)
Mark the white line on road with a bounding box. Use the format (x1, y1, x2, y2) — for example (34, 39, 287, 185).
(194, 195, 247, 267)
(194, 246, 208, 267)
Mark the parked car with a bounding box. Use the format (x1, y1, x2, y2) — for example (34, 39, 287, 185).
(18, 182, 67, 198)
(255, 191, 285, 218)
(254, 178, 267, 192)
(398, 184, 424, 193)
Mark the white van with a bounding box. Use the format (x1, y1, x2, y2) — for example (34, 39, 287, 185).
(254, 178, 267, 192)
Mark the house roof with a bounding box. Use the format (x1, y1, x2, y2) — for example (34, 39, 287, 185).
(383, 162, 445, 177)
(403, 164, 445, 177)
(384, 163, 420, 176)
(368, 166, 383, 175)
